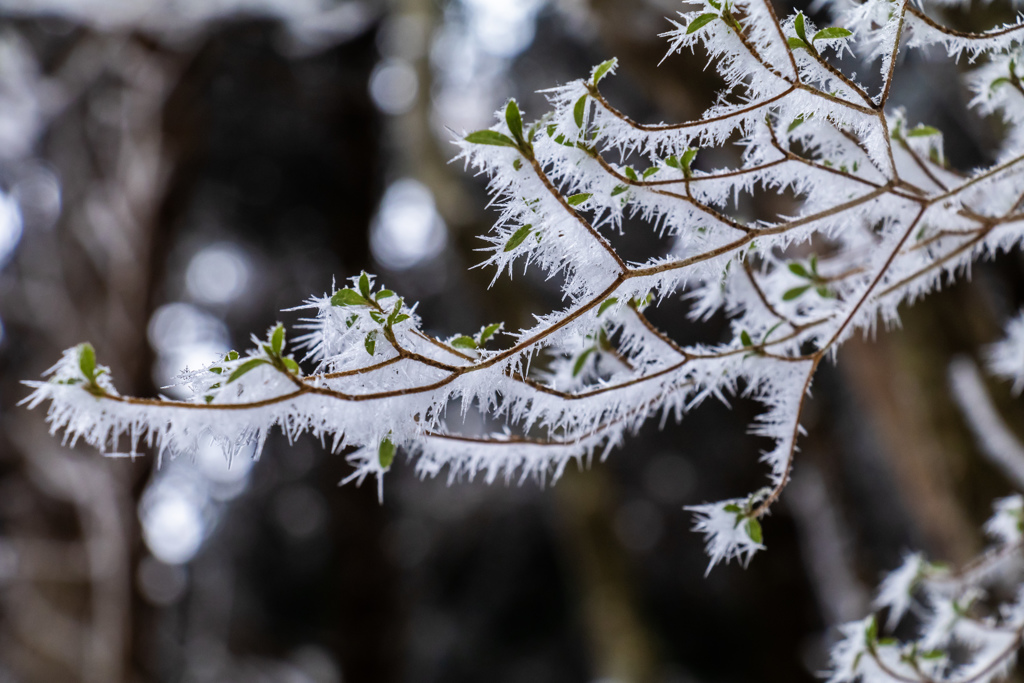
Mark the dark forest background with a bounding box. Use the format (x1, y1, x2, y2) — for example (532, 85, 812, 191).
(1, 0, 1023, 681)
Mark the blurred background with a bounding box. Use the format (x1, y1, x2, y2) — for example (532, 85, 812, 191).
(1, 0, 1024, 681)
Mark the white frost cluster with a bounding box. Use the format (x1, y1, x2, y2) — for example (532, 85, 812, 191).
(21, 0, 1024, 609)
(830, 498, 1024, 683)
(988, 311, 1024, 394)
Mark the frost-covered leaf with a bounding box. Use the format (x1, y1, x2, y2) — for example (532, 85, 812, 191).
(331, 289, 368, 307)
(504, 224, 533, 251)
(813, 27, 852, 42)
(687, 13, 718, 34)
(464, 130, 517, 147)
(592, 57, 617, 84)
(227, 358, 270, 383)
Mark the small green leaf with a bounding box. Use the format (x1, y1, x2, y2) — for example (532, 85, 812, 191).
(358, 272, 371, 299)
(740, 330, 753, 347)
(227, 358, 270, 384)
(210, 366, 222, 375)
(625, 166, 639, 182)
(794, 12, 808, 43)
(513, 158, 522, 171)
(378, 438, 396, 469)
(865, 616, 879, 644)
(392, 314, 411, 325)
(597, 297, 619, 316)
(572, 347, 596, 377)
(567, 193, 592, 206)
(681, 148, 698, 177)
(573, 95, 587, 129)
(282, 357, 300, 374)
(78, 343, 97, 381)
(907, 125, 941, 137)
(665, 155, 680, 169)
(708, 0, 721, 9)
(504, 224, 533, 252)
(809, 254, 819, 276)
(270, 324, 284, 356)
(813, 27, 852, 41)
(787, 37, 808, 50)
(783, 285, 810, 301)
(369, 311, 385, 324)
(365, 331, 377, 356)
(505, 99, 524, 143)
(788, 114, 809, 132)
(376, 289, 395, 301)
(745, 517, 763, 544)
(480, 323, 503, 344)
(642, 166, 659, 179)
(451, 336, 478, 349)
(992, 77, 1013, 91)
(226, 350, 239, 361)
(592, 58, 617, 84)
(761, 321, 784, 344)
(687, 13, 718, 34)
(465, 130, 518, 147)
(332, 289, 368, 307)
(815, 286, 834, 298)
(788, 262, 811, 279)
(723, 503, 743, 513)
(920, 650, 944, 661)
(611, 185, 628, 196)
(387, 298, 403, 325)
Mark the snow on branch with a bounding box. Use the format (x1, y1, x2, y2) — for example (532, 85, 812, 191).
(23, 0, 1024, 605)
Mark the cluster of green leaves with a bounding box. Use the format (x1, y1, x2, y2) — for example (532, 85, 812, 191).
(787, 12, 852, 54)
(225, 325, 301, 387)
(783, 256, 834, 301)
(571, 300, 628, 377)
(851, 616, 944, 676)
(449, 322, 503, 352)
(687, 0, 744, 35)
(723, 500, 764, 544)
(331, 272, 409, 356)
(464, 99, 535, 154)
(202, 350, 238, 403)
(739, 321, 784, 358)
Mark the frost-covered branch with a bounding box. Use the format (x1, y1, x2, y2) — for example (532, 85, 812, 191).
(24, 0, 1024, 588)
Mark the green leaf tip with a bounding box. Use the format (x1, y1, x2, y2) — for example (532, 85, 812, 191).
(794, 12, 808, 43)
(332, 289, 368, 307)
(591, 58, 617, 84)
(78, 343, 97, 381)
(464, 130, 518, 148)
(745, 517, 763, 544)
(379, 438, 396, 469)
(504, 224, 533, 252)
(270, 324, 285, 356)
(228, 358, 270, 384)
(687, 13, 718, 34)
(573, 95, 587, 129)
(451, 336, 478, 350)
(597, 297, 618, 317)
(505, 99, 524, 143)
(813, 27, 852, 41)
